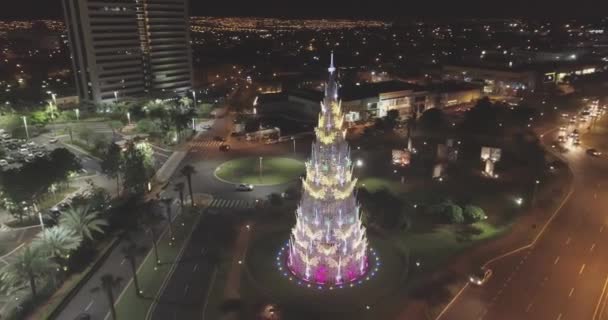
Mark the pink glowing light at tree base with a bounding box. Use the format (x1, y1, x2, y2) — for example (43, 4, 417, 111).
(285, 54, 370, 286)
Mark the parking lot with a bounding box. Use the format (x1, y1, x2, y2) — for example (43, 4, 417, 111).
(0, 130, 55, 170)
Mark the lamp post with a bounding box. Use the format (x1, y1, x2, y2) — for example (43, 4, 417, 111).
(22, 116, 29, 140)
(259, 156, 263, 181)
(291, 136, 296, 154)
(356, 159, 363, 168)
(75, 108, 80, 121)
(532, 179, 540, 206)
(192, 90, 197, 109)
(113, 91, 119, 104)
(126, 112, 131, 125)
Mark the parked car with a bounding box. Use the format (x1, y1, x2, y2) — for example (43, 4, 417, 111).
(235, 184, 254, 191)
(219, 144, 231, 151)
(49, 138, 58, 143)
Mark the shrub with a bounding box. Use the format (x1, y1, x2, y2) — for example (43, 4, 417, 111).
(444, 204, 464, 224)
(463, 205, 486, 223)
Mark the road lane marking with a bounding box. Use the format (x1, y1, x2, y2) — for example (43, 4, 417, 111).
(85, 300, 94, 311)
(601, 226, 604, 233)
(569, 287, 574, 298)
(580, 264, 586, 275)
(193, 263, 199, 272)
(554, 256, 560, 265)
(591, 243, 596, 252)
(526, 303, 533, 312)
(591, 276, 608, 320)
(435, 283, 470, 320)
(120, 258, 126, 265)
(183, 284, 189, 295)
(556, 313, 562, 320)
(565, 237, 571, 245)
(201, 267, 219, 320)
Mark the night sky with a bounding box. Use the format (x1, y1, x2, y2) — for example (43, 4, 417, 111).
(1, 0, 607, 20)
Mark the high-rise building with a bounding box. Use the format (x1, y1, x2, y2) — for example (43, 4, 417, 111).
(138, 0, 193, 94)
(286, 55, 369, 285)
(62, 0, 192, 104)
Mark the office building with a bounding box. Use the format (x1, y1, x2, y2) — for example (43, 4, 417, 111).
(62, 0, 192, 104)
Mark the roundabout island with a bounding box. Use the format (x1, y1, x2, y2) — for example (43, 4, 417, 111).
(214, 156, 305, 186)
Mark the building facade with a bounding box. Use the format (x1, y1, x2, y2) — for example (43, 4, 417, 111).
(62, 0, 192, 104)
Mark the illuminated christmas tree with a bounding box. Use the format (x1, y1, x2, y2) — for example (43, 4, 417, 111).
(287, 54, 369, 285)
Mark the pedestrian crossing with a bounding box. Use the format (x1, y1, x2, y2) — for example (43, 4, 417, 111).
(208, 198, 255, 209)
(189, 140, 224, 148)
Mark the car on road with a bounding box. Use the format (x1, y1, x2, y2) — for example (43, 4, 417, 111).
(49, 138, 58, 143)
(74, 313, 91, 320)
(202, 124, 212, 130)
(0, 159, 8, 166)
(587, 148, 602, 157)
(219, 144, 230, 151)
(469, 267, 492, 286)
(236, 183, 254, 191)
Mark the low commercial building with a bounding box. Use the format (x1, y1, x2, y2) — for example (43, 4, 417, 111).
(256, 80, 482, 123)
(443, 61, 603, 96)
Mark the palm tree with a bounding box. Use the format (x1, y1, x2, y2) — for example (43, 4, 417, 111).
(138, 204, 164, 265)
(91, 274, 122, 320)
(178, 96, 193, 109)
(160, 197, 175, 241)
(121, 241, 146, 296)
(174, 182, 185, 210)
(33, 225, 82, 262)
(1, 245, 58, 297)
(180, 165, 197, 207)
(59, 205, 108, 243)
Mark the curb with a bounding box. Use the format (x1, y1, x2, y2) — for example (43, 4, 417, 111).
(47, 236, 121, 319)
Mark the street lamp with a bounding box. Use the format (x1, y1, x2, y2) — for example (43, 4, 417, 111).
(22, 116, 29, 140)
(532, 179, 540, 206)
(259, 156, 263, 181)
(291, 136, 296, 154)
(113, 91, 119, 104)
(356, 159, 363, 167)
(515, 197, 523, 206)
(191, 90, 197, 109)
(126, 111, 131, 124)
(75, 108, 80, 121)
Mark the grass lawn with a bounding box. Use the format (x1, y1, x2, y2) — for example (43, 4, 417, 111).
(113, 209, 201, 319)
(215, 157, 304, 186)
(358, 177, 408, 194)
(393, 221, 509, 269)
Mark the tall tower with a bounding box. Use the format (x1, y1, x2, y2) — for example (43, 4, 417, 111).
(62, 0, 192, 104)
(287, 54, 369, 285)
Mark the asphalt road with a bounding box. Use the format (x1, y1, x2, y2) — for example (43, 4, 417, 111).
(148, 210, 215, 320)
(439, 113, 608, 320)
